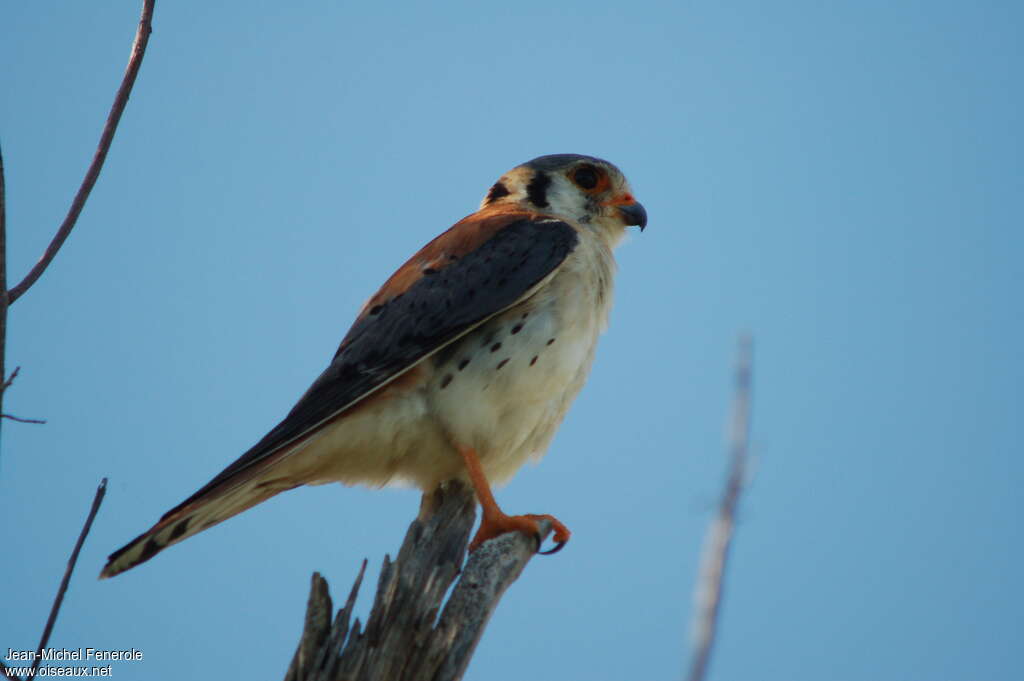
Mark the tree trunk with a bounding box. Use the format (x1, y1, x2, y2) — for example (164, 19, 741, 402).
(285, 480, 553, 681)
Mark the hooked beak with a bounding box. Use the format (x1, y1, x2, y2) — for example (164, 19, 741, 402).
(603, 193, 647, 231)
(617, 202, 648, 231)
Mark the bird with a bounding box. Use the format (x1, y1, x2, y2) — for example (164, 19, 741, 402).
(100, 153, 646, 578)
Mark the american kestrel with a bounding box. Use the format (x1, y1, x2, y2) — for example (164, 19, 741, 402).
(101, 154, 646, 578)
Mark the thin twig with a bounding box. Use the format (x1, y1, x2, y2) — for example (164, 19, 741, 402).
(2, 365, 20, 392)
(686, 335, 754, 681)
(1, 413, 46, 424)
(6, 0, 156, 305)
(1, 143, 9, 444)
(28, 478, 108, 676)
(1, 660, 19, 681)
(2, 369, 46, 426)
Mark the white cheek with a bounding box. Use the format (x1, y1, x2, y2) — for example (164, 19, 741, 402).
(544, 180, 588, 220)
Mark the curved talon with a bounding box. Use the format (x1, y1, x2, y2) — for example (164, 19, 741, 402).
(538, 539, 567, 555)
(525, 513, 571, 555)
(458, 443, 572, 556)
(469, 511, 572, 554)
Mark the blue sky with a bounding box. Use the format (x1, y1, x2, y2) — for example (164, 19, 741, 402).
(2, 1, 1021, 679)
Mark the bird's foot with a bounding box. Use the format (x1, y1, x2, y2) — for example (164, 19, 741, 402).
(469, 511, 571, 555)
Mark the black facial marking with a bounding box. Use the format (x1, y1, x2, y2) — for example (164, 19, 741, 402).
(490, 342, 502, 352)
(486, 181, 510, 203)
(440, 374, 453, 389)
(496, 359, 509, 370)
(526, 171, 551, 208)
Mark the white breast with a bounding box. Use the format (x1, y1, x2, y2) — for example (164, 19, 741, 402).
(299, 227, 620, 492)
(422, 231, 617, 485)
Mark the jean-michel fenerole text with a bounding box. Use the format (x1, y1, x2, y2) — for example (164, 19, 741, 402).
(5, 648, 143, 662)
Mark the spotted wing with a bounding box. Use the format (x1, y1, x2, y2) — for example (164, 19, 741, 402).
(166, 212, 579, 515)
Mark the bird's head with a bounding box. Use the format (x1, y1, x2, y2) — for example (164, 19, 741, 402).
(481, 154, 647, 240)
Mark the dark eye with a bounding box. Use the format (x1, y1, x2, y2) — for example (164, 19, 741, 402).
(572, 165, 600, 190)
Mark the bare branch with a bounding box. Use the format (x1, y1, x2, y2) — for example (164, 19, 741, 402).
(1, 4, 153, 677)
(1, 660, 21, 681)
(1, 367, 46, 423)
(28, 479, 108, 677)
(1, 413, 46, 425)
(686, 334, 754, 681)
(288, 480, 554, 681)
(2, 366, 20, 392)
(1, 143, 9, 442)
(6, 0, 156, 305)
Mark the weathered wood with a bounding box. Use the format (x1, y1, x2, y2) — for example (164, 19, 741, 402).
(287, 480, 552, 681)
(285, 572, 333, 681)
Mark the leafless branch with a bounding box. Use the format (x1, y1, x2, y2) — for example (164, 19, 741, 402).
(1, 4, 153, 679)
(287, 480, 554, 681)
(25, 479, 108, 678)
(1, 144, 9, 437)
(6, 0, 156, 305)
(0, 480, 108, 681)
(2, 366, 20, 393)
(1, 661, 18, 681)
(1, 413, 46, 425)
(686, 334, 754, 681)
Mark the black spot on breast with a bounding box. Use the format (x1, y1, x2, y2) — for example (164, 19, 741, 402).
(486, 181, 510, 203)
(440, 374, 453, 389)
(530, 356, 538, 366)
(280, 216, 579, 468)
(547, 338, 556, 345)
(423, 267, 438, 275)
(511, 324, 523, 335)
(491, 342, 502, 352)
(369, 305, 383, 316)
(432, 342, 460, 368)
(496, 359, 509, 370)
(526, 171, 551, 208)
(458, 358, 470, 370)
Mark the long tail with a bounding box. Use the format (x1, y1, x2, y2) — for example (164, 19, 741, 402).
(100, 472, 298, 579)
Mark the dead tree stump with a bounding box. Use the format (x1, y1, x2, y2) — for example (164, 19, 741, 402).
(285, 480, 553, 681)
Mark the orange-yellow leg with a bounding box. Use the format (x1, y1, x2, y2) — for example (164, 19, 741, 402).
(457, 445, 571, 554)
